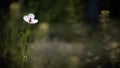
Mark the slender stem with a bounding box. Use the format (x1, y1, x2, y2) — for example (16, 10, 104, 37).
(22, 29, 30, 68)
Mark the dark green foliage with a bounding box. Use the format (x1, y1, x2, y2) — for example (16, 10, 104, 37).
(1, 0, 120, 68)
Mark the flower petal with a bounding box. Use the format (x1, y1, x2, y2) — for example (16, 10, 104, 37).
(23, 15, 29, 23)
(28, 13, 35, 19)
(30, 19, 38, 24)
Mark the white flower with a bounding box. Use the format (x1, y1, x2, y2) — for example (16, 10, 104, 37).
(23, 13, 38, 24)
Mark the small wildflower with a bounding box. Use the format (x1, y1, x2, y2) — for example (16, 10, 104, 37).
(23, 13, 38, 24)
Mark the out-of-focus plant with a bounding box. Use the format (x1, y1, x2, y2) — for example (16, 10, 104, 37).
(99, 10, 110, 44)
(99, 10, 120, 67)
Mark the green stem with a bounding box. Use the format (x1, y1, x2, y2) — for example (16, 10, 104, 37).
(22, 29, 30, 68)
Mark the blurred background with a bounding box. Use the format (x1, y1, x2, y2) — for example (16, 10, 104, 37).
(0, 0, 120, 68)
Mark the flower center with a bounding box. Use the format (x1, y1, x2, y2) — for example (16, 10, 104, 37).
(29, 18, 32, 23)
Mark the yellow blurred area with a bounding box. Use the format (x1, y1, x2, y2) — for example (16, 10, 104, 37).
(110, 41, 119, 49)
(101, 10, 110, 17)
(10, 2, 20, 13)
(69, 56, 80, 63)
(38, 22, 49, 31)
